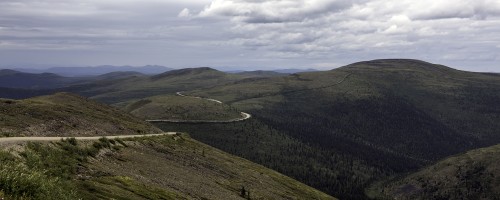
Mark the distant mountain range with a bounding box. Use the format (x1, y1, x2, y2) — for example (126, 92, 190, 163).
(11, 65, 173, 77)
(0, 69, 82, 89)
(2, 65, 319, 77)
(0, 69, 147, 89)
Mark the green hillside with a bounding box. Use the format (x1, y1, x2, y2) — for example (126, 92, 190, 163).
(0, 134, 334, 199)
(166, 59, 500, 199)
(0, 92, 333, 199)
(3, 59, 500, 199)
(0, 92, 161, 137)
(380, 144, 500, 199)
(123, 95, 242, 121)
(65, 67, 244, 104)
(235, 70, 288, 78)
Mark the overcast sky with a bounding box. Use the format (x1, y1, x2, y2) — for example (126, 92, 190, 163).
(0, 0, 499, 71)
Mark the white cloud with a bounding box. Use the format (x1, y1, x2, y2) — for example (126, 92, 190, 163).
(178, 8, 192, 18)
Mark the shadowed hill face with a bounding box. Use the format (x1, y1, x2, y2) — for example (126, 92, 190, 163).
(0, 69, 20, 75)
(0, 92, 161, 137)
(382, 144, 500, 199)
(0, 69, 81, 89)
(181, 59, 500, 199)
(340, 59, 467, 83)
(344, 59, 456, 71)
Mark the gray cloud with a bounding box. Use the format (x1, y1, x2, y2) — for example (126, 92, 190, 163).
(0, 0, 499, 72)
(187, 0, 500, 71)
(198, 0, 360, 23)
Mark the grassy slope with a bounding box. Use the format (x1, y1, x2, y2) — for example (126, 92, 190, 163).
(178, 59, 500, 199)
(380, 144, 500, 200)
(0, 135, 335, 200)
(0, 92, 161, 137)
(123, 95, 242, 121)
(85, 134, 334, 200)
(0, 91, 334, 199)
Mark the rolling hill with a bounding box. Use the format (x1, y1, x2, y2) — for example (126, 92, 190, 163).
(0, 134, 334, 199)
(3, 59, 500, 199)
(0, 92, 334, 199)
(234, 70, 288, 78)
(0, 70, 147, 95)
(380, 143, 500, 199)
(62, 67, 245, 104)
(123, 95, 243, 121)
(0, 92, 161, 137)
(159, 59, 500, 199)
(95, 71, 146, 80)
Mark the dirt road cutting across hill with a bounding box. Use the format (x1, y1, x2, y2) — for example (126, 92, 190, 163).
(0, 132, 177, 143)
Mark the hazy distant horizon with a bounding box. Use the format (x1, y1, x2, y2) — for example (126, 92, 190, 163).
(1, 0, 499, 72)
(2, 59, 500, 74)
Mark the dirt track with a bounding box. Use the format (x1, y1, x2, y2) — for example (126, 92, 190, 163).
(0, 132, 177, 143)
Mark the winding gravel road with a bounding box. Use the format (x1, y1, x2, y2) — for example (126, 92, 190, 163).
(0, 132, 177, 143)
(146, 92, 252, 123)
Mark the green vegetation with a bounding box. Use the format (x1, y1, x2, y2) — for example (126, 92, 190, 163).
(3, 59, 500, 199)
(65, 67, 246, 104)
(163, 59, 500, 199)
(0, 76, 336, 199)
(93, 134, 334, 199)
(77, 176, 180, 200)
(0, 92, 161, 136)
(380, 144, 500, 199)
(0, 137, 118, 199)
(123, 95, 242, 121)
(0, 134, 334, 199)
(0, 162, 75, 199)
(156, 119, 386, 200)
(0, 137, 180, 199)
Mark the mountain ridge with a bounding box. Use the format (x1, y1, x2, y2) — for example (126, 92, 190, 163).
(0, 69, 82, 89)
(343, 59, 458, 73)
(10, 65, 173, 77)
(175, 59, 500, 199)
(151, 67, 224, 81)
